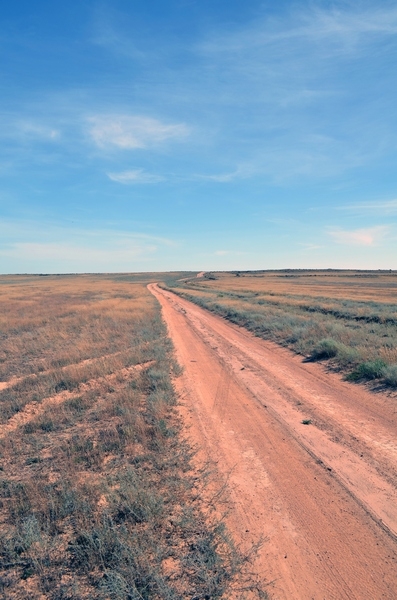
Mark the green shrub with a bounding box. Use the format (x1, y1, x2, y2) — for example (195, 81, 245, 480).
(347, 359, 387, 381)
(382, 364, 397, 387)
(310, 338, 340, 360)
(336, 345, 360, 367)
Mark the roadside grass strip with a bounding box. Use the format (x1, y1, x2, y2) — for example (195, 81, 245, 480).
(167, 271, 397, 389)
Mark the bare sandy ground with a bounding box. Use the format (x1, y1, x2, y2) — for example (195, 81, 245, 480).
(149, 283, 397, 600)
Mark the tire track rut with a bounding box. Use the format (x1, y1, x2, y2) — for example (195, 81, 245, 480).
(150, 284, 397, 599)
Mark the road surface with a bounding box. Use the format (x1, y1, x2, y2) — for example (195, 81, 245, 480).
(149, 283, 397, 599)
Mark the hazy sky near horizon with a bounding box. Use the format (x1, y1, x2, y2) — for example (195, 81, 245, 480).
(1, 0, 396, 273)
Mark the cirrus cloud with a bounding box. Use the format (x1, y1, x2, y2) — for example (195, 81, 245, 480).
(0, 220, 179, 272)
(87, 114, 189, 150)
(328, 225, 390, 246)
(337, 199, 397, 215)
(107, 169, 164, 184)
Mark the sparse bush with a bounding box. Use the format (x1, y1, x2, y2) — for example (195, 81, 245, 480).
(64, 395, 90, 414)
(382, 364, 397, 387)
(39, 418, 56, 432)
(335, 345, 360, 367)
(310, 338, 340, 360)
(54, 379, 77, 393)
(347, 359, 387, 381)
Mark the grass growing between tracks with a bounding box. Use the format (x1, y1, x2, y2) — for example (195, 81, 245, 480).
(0, 274, 265, 599)
(167, 270, 397, 389)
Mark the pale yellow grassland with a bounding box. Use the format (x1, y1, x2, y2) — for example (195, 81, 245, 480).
(193, 271, 397, 303)
(0, 274, 158, 382)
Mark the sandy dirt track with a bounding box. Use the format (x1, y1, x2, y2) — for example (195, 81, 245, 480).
(149, 283, 397, 600)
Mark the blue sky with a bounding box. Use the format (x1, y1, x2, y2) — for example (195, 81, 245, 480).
(1, 0, 396, 272)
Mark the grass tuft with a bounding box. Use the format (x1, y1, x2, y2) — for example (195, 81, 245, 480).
(346, 359, 387, 382)
(381, 363, 397, 387)
(310, 338, 340, 360)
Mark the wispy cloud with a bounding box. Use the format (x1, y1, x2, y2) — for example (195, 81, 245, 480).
(201, 5, 397, 56)
(107, 169, 164, 184)
(299, 243, 322, 251)
(200, 172, 237, 183)
(198, 170, 241, 183)
(214, 250, 246, 256)
(3, 241, 155, 263)
(0, 117, 61, 143)
(337, 199, 397, 215)
(87, 115, 189, 150)
(90, 3, 170, 62)
(91, 15, 146, 61)
(193, 3, 397, 181)
(0, 220, 178, 272)
(3, 3, 396, 185)
(0, 219, 177, 246)
(16, 121, 60, 141)
(328, 225, 390, 246)
(197, 164, 255, 182)
(301, 5, 397, 47)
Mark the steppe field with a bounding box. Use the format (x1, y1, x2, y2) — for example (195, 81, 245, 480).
(0, 273, 263, 599)
(171, 269, 397, 386)
(157, 269, 397, 598)
(1, 270, 397, 599)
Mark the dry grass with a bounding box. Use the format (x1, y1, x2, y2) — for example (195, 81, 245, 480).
(0, 274, 265, 599)
(193, 270, 397, 302)
(169, 270, 397, 388)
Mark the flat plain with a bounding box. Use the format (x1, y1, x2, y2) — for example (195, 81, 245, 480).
(171, 269, 397, 386)
(0, 273, 263, 599)
(1, 270, 397, 599)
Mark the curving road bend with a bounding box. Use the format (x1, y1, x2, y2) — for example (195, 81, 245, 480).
(149, 283, 397, 599)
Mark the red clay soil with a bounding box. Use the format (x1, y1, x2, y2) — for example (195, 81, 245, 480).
(149, 283, 397, 600)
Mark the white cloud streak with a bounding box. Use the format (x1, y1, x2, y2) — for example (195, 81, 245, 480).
(17, 121, 60, 141)
(0, 219, 179, 272)
(197, 164, 255, 182)
(107, 169, 164, 184)
(87, 115, 189, 150)
(301, 6, 397, 46)
(191, 3, 397, 181)
(3, 3, 396, 186)
(337, 199, 397, 215)
(3, 241, 155, 263)
(201, 5, 397, 57)
(0, 117, 61, 143)
(328, 225, 390, 246)
(214, 250, 246, 256)
(299, 243, 323, 251)
(198, 170, 241, 183)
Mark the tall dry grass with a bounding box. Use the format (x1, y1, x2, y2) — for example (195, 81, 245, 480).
(0, 274, 265, 599)
(169, 270, 397, 388)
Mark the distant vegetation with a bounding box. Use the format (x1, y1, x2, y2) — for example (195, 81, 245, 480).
(0, 274, 264, 599)
(167, 270, 397, 389)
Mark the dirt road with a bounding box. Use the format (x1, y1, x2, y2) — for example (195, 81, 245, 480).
(149, 284, 397, 599)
